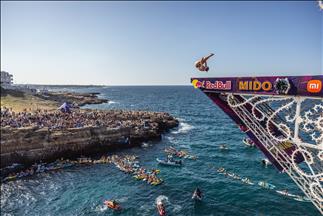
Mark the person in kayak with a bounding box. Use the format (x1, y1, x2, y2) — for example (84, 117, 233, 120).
(104, 199, 121, 210)
(110, 200, 119, 209)
(194, 53, 214, 72)
(282, 189, 288, 195)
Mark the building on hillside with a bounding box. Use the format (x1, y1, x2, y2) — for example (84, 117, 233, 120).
(0, 71, 13, 87)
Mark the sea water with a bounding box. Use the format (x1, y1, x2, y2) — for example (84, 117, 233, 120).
(0, 86, 319, 216)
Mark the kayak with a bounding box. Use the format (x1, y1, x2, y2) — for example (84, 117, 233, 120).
(2, 175, 17, 182)
(156, 201, 166, 216)
(242, 138, 255, 147)
(241, 178, 254, 185)
(276, 190, 310, 202)
(232, 174, 241, 180)
(152, 169, 160, 174)
(156, 158, 182, 167)
(276, 190, 297, 198)
(293, 196, 310, 202)
(258, 181, 276, 189)
(148, 169, 160, 174)
(151, 179, 163, 186)
(104, 200, 121, 210)
(133, 175, 146, 180)
(217, 167, 226, 173)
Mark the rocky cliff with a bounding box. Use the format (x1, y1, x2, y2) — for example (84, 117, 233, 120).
(0, 112, 178, 169)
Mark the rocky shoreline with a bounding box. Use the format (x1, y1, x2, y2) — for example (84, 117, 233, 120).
(0, 110, 178, 175)
(36, 91, 108, 107)
(1, 87, 109, 112)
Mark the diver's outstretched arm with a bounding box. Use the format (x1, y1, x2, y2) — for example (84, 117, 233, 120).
(204, 53, 214, 61)
(200, 53, 214, 64)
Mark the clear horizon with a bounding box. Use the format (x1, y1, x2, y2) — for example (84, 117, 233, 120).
(1, 1, 322, 85)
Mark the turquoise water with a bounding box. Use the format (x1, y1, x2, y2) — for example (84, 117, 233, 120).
(1, 86, 319, 216)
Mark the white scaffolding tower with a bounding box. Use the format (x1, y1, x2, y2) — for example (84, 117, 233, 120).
(226, 93, 323, 214)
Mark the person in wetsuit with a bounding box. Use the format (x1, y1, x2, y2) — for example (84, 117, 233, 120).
(193, 187, 202, 200)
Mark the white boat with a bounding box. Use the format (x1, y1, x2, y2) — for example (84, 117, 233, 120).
(276, 190, 297, 198)
(261, 158, 272, 166)
(241, 177, 254, 185)
(293, 196, 311, 202)
(242, 138, 255, 147)
(258, 181, 276, 189)
(156, 158, 182, 167)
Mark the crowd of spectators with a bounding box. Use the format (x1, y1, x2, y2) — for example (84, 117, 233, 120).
(0, 107, 162, 130)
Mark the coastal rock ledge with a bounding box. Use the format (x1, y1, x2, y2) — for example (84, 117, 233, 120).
(0, 110, 178, 169)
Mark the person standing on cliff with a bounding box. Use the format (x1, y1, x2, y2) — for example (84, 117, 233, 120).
(194, 53, 214, 72)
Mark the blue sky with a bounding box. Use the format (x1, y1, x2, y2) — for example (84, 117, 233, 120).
(1, 1, 322, 85)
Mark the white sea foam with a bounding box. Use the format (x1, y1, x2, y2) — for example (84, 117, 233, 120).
(176, 117, 186, 122)
(171, 122, 194, 134)
(156, 195, 169, 204)
(95, 204, 108, 213)
(108, 101, 117, 104)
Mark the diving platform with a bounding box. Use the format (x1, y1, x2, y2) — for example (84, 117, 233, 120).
(191, 75, 323, 214)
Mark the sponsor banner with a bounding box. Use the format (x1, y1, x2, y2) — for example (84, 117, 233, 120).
(191, 75, 323, 97)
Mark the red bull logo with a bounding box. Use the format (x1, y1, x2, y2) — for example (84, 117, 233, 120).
(205, 81, 231, 90)
(192, 79, 231, 90)
(191, 79, 204, 89)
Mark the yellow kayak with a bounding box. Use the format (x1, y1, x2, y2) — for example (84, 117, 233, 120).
(133, 175, 146, 180)
(151, 179, 163, 186)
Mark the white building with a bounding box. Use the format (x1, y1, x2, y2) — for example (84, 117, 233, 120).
(0, 71, 13, 86)
(1, 71, 13, 87)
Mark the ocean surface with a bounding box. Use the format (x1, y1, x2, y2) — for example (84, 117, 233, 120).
(1, 86, 319, 216)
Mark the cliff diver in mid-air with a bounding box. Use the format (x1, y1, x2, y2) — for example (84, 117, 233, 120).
(194, 53, 214, 72)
